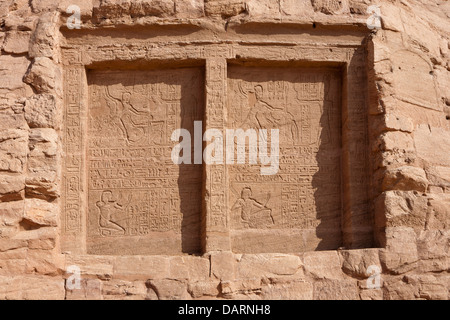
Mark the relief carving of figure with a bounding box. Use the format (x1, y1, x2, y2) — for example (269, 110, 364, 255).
(97, 190, 127, 236)
(232, 187, 274, 229)
(242, 85, 299, 142)
(119, 92, 150, 144)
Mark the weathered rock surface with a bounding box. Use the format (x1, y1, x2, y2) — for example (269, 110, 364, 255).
(0, 0, 448, 300)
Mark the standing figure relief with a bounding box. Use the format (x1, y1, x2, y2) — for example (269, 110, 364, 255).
(241, 85, 299, 142)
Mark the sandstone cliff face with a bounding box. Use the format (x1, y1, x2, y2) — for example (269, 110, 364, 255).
(0, 0, 449, 300)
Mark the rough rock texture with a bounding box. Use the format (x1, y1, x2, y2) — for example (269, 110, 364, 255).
(0, 0, 449, 300)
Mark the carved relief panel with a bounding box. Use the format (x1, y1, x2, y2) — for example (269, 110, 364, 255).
(61, 36, 372, 255)
(227, 66, 343, 253)
(86, 68, 204, 255)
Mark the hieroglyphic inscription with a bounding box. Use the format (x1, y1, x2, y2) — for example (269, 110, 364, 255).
(63, 63, 84, 234)
(61, 35, 373, 254)
(227, 66, 342, 251)
(86, 68, 203, 255)
(206, 59, 227, 232)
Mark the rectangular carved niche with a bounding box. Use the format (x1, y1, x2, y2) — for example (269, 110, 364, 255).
(62, 30, 374, 255)
(84, 67, 204, 255)
(227, 65, 343, 253)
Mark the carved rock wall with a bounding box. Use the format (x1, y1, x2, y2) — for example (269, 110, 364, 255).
(0, 0, 449, 300)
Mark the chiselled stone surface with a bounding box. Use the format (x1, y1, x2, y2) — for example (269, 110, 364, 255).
(84, 68, 204, 255)
(60, 27, 372, 256)
(0, 0, 449, 300)
(227, 66, 343, 253)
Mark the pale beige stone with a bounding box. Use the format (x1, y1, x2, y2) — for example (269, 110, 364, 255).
(29, 11, 60, 59)
(227, 66, 344, 253)
(0, 275, 65, 300)
(146, 279, 190, 300)
(205, 0, 246, 17)
(25, 176, 59, 200)
(304, 251, 343, 280)
(64, 255, 114, 279)
(340, 249, 381, 278)
(382, 114, 414, 133)
(29, 128, 58, 155)
(376, 131, 415, 153)
(376, 191, 428, 230)
(404, 274, 448, 300)
(0, 0, 448, 301)
(417, 229, 449, 273)
(399, 10, 441, 59)
(221, 279, 262, 296)
(13, 227, 57, 250)
(384, 277, 418, 300)
(0, 113, 28, 130)
(247, 0, 281, 17)
(236, 253, 303, 279)
(102, 279, 147, 300)
(0, 0, 10, 18)
(360, 289, 384, 300)
(281, 0, 315, 16)
(26, 128, 59, 198)
(23, 199, 58, 227)
(427, 195, 450, 229)
(0, 55, 30, 91)
(113, 256, 170, 280)
(24, 57, 61, 94)
(260, 280, 313, 300)
(93, 0, 175, 19)
(392, 50, 439, 110)
(30, 0, 59, 13)
(187, 281, 220, 298)
(0, 238, 27, 252)
(0, 175, 25, 198)
(3, 31, 30, 54)
(0, 128, 28, 174)
(3, 10, 36, 31)
(169, 256, 210, 281)
(174, 0, 204, 18)
(0, 249, 27, 276)
(0, 201, 24, 226)
(311, 0, 349, 15)
(25, 249, 64, 275)
(129, 0, 175, 17)
(380, 227, 419, 274)
(57, 0, 94, 18)
(66, 279, 103, 300)
(24, 94, 59, 129)
(380, 2, 404, 32)
(383, 166, 428, 192)
(426, 165, 450, 189)
(210, 251, 236, 281)
(85, 68, 203, 255)
(434, 66, 450, 107)
(415, 125, 450, 167)
(314, 279, 359, 300)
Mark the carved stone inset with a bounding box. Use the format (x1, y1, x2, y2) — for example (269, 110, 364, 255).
(86, 68, 204, 255)
(227, 66, 342, 253)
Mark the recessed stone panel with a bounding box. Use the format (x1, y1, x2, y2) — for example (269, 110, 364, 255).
(85, 67, 204, 255)
(61, 37, 373, 256)
(227, 65, 343, 253)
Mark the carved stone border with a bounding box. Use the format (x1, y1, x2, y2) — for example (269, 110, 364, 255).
(61, 33, 372, 254)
